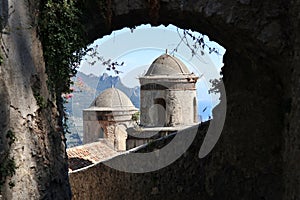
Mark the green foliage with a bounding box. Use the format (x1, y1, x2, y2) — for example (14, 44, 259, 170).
(6, 130, 16, 146)
(0, 155, 16, 190)
(8, 181, 15, 189)
(0, 16, 3, 31)
(33, 91, 47, 109)
(0, 130, 17, 191)
(38, 0, 87, 95)
(208, 78, 222, 94)
(132, 111, 140, 122)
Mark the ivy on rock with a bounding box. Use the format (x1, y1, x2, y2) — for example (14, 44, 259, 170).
(38, 0, 87, 95)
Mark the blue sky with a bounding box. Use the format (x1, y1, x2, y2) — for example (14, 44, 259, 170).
(77, 24, 226, 121)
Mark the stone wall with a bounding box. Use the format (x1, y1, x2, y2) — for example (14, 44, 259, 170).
(70, 123, 211, 200)
(0, 0, 70, 199)
(74, 0, 299, 199)
(283, 1, 300, 198)
(140, 86, 196, 126)
(70, 121, 283, 199)
(83, 111, 103, 144)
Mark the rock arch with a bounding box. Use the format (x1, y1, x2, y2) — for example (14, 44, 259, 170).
(0, 0, 299, 199)
(73, 1, 299, 199)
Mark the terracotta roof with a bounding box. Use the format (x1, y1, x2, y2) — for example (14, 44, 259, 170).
(67, 140, 120, 172)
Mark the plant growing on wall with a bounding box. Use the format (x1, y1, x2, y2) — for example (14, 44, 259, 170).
(0, 130, 17, 191)
(38, 0, 87, 95)
(38, 0, 90, 133)
(132, 111, 140, 125)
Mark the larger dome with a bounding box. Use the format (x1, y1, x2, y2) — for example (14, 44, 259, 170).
(145, 54, 191, 76)
(90, 88, 136, 111)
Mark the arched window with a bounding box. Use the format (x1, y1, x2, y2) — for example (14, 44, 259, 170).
(154, 98, 166, 109)
(193, 97, 198, 123)
(150, 98, 166, 126)
(99, 127, 104, 138)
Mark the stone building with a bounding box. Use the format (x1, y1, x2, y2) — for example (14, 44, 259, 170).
(139, 53, 199, 127)
(83, 88, 138, 151)
(82, 53, 199, 151)
(127, 53, 199, 148)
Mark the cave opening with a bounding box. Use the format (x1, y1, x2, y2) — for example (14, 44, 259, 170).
(65, 24, 225, 148)
(67, 1, 290, 199)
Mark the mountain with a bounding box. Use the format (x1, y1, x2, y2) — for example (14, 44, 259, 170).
(66, 72, 140, 118)
(95, 73, 140, 108)
(76, 71, 99, 89)
(64, 71, 212, 147)
(64, 72, 140, 147)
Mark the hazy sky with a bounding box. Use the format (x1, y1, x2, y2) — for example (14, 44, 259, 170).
(79, 24, 225, 76)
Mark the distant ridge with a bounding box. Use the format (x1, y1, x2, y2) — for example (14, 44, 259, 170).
(65, 71, 212, 148)
(67, 71, 140, 117)
(95, 73, 140, 108)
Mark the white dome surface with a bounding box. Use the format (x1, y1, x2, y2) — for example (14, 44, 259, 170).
(145, 54, 191, 76)
(90, 88, 137, 111)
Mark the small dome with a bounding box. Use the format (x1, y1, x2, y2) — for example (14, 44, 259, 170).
(90, 88, 136, 110)
(145, 54, 191, 76)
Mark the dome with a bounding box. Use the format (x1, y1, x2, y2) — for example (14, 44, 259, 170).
(145, 54, 191, 76)
(90, 88, 136, 110)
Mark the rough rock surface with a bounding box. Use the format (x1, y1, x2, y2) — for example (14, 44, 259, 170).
(0, 0, 299, 199)
(0, 0, 70, 199)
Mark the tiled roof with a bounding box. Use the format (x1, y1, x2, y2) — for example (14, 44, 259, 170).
(67, 139, 120, 172)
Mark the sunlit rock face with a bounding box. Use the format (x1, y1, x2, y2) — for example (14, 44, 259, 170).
(0, 1, 71, 199)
